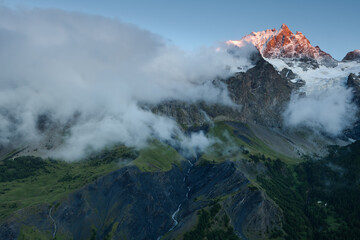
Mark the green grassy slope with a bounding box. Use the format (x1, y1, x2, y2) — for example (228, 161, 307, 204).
(0, 146, 135, 220)
(132, 140, 185, 172)
(199, 122, 299, 165)
(0, 141, 186, 221)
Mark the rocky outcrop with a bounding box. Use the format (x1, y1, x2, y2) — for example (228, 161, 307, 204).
(152, 54, 303, 129)
(225, 57, 304, 127)
(347, 73, 360, 105)
(342, 50, 360, 62)
(167, 161, 283, 240)
(344, 74, 360, 139)
(225, 189, 282, 240)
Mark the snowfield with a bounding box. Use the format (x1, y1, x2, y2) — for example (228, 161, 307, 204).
(267, 58, 360, 94)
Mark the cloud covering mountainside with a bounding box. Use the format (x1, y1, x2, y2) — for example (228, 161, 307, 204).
(0, 7, 255, 160)
(0, 8, 359, 160)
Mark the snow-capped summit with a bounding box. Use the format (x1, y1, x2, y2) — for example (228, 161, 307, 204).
(227, 24, 335, 66)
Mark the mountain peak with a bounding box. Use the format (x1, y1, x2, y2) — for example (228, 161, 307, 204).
(342, 49, 360, 62)
(280, 23, 290, 31)
(227, 24, 334, 63)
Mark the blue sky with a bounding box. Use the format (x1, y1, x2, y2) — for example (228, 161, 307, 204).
(1, 0, 359, 60)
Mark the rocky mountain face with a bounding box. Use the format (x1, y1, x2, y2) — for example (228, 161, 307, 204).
(225, 56, 304, 127)
(343, 49, 360, 62)
(348, 73, 360, 104)
(227, 24, 337, 67)
(345, 73, 360, 139)
(0, 161, 282, 240)
(152, 53, 303, 129)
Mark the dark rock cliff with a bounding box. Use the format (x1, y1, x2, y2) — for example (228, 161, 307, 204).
(169, 161, 283, 240)
(0, 161, 283, 240)
(225, 57, 303, 128)
(344, 73, 360, 139)
(151, 55, 303, 130)
(347, 73, 360, 105)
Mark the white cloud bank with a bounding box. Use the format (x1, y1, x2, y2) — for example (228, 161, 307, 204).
(0, 7, 255, 160)
(269, 59, 360, 136)
(284, 88, 357, 136)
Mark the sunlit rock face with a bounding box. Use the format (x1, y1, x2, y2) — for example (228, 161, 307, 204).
(227, 24, 336, 67)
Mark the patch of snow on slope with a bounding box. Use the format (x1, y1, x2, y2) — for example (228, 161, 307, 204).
(268, 59, 360, 136)
(267, 59, 360, 94)
(227, 29, 277, 52)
